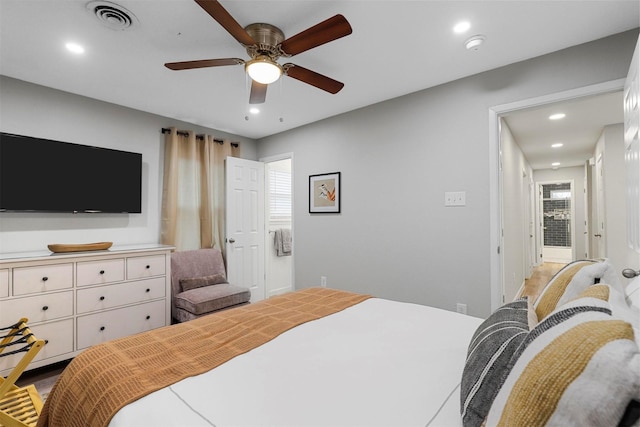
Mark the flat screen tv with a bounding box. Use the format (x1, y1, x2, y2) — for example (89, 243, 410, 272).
(0, 132, 142, 213)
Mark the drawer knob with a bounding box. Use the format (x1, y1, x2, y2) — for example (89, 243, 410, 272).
(99, 270, 105, 275)
(42, 305, 49, 311)
(146, 288, 150, 293)
(100, 326, 105, 331)
(42, 276, 49, 282)
(146, 315, 151, 320)
(99, 296, 105, 301)
(145, 265, 150, 269)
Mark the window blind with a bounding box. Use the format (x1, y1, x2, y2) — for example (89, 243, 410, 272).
(269, 169, 292, 220)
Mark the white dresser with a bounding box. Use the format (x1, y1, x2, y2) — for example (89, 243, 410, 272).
(0, 244, 174, 376)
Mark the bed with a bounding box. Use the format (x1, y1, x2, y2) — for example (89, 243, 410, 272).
(36, 264, 640, 427)
(36, 288, 483, 427)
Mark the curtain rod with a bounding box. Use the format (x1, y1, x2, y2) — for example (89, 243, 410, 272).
(161, 128, 239, 147)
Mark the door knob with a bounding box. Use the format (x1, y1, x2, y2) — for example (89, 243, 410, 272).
(228, 238, 235, 244)
(622, 268, 640, 278)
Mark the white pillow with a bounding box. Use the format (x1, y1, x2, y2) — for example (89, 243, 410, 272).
(625, 276, 640, 311)
(624, 277, 640, 347)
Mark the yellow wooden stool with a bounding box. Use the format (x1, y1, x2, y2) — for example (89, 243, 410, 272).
(0, 319, 46, 427)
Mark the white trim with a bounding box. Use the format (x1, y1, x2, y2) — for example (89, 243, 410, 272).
(259, 152, 294, 164)
(488, 79, 625, 312)
(537, 179, 576, 263)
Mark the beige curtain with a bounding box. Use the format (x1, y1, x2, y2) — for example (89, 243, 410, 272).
(160, 127, 239, 254)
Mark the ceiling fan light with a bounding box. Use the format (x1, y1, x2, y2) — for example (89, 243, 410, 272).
(246, 56, 283, 84)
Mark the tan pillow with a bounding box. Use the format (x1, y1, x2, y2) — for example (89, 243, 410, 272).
(179, 274, 227, 292)
(534, 260, 621, 320)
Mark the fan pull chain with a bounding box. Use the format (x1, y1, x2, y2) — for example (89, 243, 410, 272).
(278, 76, 284, 123)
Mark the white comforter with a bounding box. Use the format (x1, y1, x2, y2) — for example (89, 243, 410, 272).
(110, 298, 482, 427)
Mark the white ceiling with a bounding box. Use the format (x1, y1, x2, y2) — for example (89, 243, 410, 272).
(1, 0, 638, 168)
(503, 90, 624, 170)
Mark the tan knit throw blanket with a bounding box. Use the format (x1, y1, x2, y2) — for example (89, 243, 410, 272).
(37, 288, 371, 427)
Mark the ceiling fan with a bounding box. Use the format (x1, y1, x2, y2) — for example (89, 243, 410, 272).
(165, 0, 353, 104)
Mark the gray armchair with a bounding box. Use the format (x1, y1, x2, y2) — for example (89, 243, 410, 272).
(170, 248, 251, 323)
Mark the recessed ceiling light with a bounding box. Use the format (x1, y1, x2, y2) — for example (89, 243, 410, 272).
(549, 113, 566, 120)
(551, 143, 563, 148)
(65, 42, 85, 54)
(453, 21, 471, 33)
(551, 162, 561, 166)
(249, 107, 260, 114)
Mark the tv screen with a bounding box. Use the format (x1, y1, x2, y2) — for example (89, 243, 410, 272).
(0, 132, 142, 213)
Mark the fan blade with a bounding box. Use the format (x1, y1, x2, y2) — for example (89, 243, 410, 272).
(279, 14, 352, 56)
(249, 81, 268, 104)
(165, 58, 244, 70)
(284, 64, 344, 94)
(194, 0, 255, 46)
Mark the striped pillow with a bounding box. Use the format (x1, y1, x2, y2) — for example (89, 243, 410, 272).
(534, 259, 619, 320)
(580, 283, 640, 350)
(486, 295, 640, 426)
(460, 297, 534, 427)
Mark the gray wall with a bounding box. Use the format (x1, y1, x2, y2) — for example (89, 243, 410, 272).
(257, 30, 638, 318)
(0, 76, 258, 253)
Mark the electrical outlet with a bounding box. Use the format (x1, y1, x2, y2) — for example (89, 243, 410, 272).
(320, 276, 327, 287)
(445, 191, 466, 207)
(456, 303, 467, 315)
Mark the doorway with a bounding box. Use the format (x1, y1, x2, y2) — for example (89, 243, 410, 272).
(488, 78, 625, 311)
(538, 181, 574, 263)
(262, 154, 294, 298)
(224, 154, 294, 302)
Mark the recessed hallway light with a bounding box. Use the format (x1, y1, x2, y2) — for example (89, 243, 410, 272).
(551, 143, 563, 148)
(249, 107, 260, 114)
(549, 113, 566, 120)
(65, 42, 85, 54)
(453, 21, 470, 33)
(551, 162, 561, 166)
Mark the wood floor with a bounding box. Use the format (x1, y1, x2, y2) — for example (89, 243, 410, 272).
(520, 262, 566, 301)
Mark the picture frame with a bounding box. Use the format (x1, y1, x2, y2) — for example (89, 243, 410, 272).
(309, 172, 341, 213)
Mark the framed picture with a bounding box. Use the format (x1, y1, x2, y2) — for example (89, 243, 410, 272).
(309, 172, 341, 213)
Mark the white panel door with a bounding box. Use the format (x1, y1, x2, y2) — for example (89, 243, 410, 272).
(595, 154, 606, 259)
(583, 164, 590, 259)
(624, 35, 640, 259)
(225, 157, 265, 302)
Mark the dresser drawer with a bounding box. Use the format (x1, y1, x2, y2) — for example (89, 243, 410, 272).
(76, 277, 166, 314)
(77, 258, 125, 287)
(0, 269, 8, 298)
(0, 319, 74, 374)
(76, 299, 166, 350)
(0, 291, 73, 325)
(127, 255, 166, 280)
(13, 263, 73, 296)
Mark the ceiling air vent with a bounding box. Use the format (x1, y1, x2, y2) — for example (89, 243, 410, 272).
(86, 1, 138, 31)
